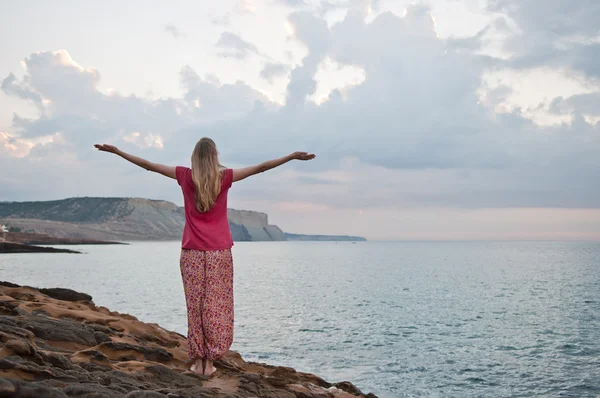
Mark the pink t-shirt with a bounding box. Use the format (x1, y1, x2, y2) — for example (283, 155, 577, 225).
(176, 166, 234, 251)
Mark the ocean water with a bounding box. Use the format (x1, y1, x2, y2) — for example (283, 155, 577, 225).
(2, 241, 600, 397)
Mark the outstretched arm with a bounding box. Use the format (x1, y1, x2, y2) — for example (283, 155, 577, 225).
(233, 152, 316, 182)
(94, 144, 176, 179)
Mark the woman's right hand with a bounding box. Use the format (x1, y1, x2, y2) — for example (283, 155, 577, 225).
(291, 152, 316, 161)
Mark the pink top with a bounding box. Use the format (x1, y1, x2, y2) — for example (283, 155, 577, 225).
(176, 166, 234, 251)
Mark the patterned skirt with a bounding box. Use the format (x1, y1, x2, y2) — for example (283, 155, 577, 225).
(179, 249, 234, 360)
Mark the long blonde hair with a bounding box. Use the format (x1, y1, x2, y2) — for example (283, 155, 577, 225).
(191, 137, 223, 212)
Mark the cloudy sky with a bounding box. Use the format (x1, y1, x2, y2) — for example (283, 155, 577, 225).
(1, 0, 599, 240)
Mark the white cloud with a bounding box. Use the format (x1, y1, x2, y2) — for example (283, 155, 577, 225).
(479, 67, 599, 125)
(0, 131, 60, 158)
(210, 14, 231, 26)
(486, 0, 600, 79)
(123, 132, 165, 149)
(277, 0, 308, 8)
(1, 73, 44, 109)
(260, 62, 291, 83)
(308, 57, 365, 104)
(1, 3, 599, 215)
(164, 24, 186, 39)
(234, 0, 255, 15)
(0, 131, 32, 157)
(214, 32, 264, 60)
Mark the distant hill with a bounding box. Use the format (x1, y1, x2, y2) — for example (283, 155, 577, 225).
(0, 198, 365, 242)
(0, 197, 281, 242)
(284, 233, 367, 242)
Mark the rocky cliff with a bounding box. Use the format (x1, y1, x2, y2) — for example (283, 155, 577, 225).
(0, 281, 376, 397)
(0, 198, 284, 242)
(284, 234, 367, 242)
(228, 210, 285, 241)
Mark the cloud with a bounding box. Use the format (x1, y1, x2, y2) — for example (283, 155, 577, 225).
(549, 92, 600, 117)
(179, 65, 275, 120)
(1, 50, 275, 155)
(233, 0, 255, 15)
(123, 132, 164, 149)
(277, 0, 307, 7)
(164, 24, 186, 38)
(0, 131, 33, 157)
(260, 62, 291, 83)
(1, 73, 44, 108)
(485, 0, 600, 79)
(214, 32, 265, 60)
(210, 14, 231, 27)
(285, 11, 331, 107)
(2, 5, 600, 210)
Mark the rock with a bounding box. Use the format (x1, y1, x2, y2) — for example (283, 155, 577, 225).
(38, 287, 92, 302)
(0, 378, 16, 395)
(333, 382, 365, 395)
(0, 300, 21, 316)
(37, 351, 74, 370)
(0, 379, 69, 398)
(95, 341, 172, 363)
(19, 315, 98, 346)
(0, 281, 20, 288)
(0, 318, 35, 340)
(0, 242, 80, 254)
(0, 282, 377, 397)
(93, 330, 112, 344)
(5, 339, 35, 356)
(62, 383, 120, 396)
(126, 391, 169, 398)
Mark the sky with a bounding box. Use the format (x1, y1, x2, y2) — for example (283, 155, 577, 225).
(1, 0, 599, 241)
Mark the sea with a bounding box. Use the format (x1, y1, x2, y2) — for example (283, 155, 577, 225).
(2, 241, 600, 397)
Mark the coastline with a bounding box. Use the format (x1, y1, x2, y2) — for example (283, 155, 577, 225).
(0, 281, 377, 397)
(2, 232, 126, 246)
(0, 232, 126, 254)
(0, 242, 81, 254)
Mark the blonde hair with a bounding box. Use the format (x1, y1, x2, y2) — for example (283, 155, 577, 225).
(191, 137, 223, 212)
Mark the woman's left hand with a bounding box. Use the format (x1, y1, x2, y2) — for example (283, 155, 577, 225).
(94, 144, 120, 154)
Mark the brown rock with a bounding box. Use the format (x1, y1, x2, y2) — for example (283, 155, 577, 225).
(5, 339, 36, 356)
(95, 341, 173, 363)
(0, 379, 69, 397)
(37, 351, 74, 370)
(0, 378, 17, 395)
(38, 287, 92, 302)
(18, 316, 98, 346)
(333, 381, 364, 395)
(0, 300, 21, 316)
(125, 391, 169, 398)
(0, 282, 378, 397)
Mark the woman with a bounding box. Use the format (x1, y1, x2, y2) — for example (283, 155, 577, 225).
(95, 138, 315, 376)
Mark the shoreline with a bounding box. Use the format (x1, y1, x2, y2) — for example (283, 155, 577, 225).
(0, 231, 126, 254)
(3, 231, 126, 246)
(0, 281, 377, 397)
(0, 242, 81, 254)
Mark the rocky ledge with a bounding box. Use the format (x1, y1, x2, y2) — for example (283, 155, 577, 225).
(0, 282, 376, 398)
(0, 242, 81, 254)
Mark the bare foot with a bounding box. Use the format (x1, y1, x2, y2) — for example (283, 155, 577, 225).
(204, 359, 217, 377)
(204, 365, 218, 377)
(190, 360, 205, 376)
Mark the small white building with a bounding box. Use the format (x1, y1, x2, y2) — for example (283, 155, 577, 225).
(1, 225, 8, 233)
